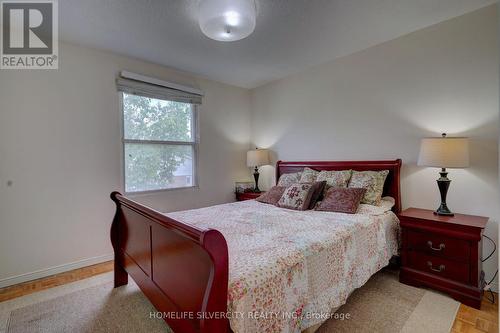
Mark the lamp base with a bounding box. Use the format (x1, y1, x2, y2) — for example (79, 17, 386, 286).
(434, 206, 454, 216)
(435, 168, 454, 216)
(253, 166, 261, 193)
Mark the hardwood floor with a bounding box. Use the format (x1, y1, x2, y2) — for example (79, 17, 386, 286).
(0, 261, 114, 302)
(0, 261, 498, 332)
(452, 294, 499, 333)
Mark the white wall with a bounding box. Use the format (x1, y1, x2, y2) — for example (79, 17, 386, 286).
(251, 5, 499, 289)
(0, 42, 251, 286)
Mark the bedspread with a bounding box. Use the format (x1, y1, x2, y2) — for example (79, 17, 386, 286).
(166, 200, 399, 333)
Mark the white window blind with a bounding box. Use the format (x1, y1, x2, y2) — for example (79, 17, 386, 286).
(116, 77, 202, 105)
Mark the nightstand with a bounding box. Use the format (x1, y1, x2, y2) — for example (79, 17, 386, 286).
(235, 191, 264, 201)
(399, 207, 488, 309)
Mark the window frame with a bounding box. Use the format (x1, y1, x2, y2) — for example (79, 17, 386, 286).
(120, 92, 200, 195)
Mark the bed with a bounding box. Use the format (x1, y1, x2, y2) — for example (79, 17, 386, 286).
(110, 159, 402, 333)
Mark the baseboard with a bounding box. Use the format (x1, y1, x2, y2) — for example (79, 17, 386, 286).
(0, 254, 114, 288)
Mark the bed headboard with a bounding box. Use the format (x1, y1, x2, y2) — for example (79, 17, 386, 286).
(276, 159, 402, 214)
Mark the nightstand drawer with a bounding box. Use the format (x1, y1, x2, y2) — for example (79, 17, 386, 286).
(407, 230, 469, 262)
(407, 251, 470, 284)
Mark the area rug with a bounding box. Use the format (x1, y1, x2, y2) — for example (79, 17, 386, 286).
(0, 269, 459, 333)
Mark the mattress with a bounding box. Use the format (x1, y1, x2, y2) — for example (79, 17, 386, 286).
(166, 199, 399, 333)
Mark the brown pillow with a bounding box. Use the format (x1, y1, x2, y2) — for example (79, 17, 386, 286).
(315, 187, 367, 214)
(277, 183, 316, 210)
(308, 181, 327, 209)
(256, 186, 287, 205)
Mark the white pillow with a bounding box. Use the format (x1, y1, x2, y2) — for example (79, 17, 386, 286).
(357, 196, 395, 215)
(379, 196, 395, 209)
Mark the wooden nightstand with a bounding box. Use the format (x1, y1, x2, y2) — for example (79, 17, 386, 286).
(399, 208, 488, 309)
(235, 191, 264, 201)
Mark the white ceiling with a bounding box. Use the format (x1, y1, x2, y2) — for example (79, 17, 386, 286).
(60, 0, 496, 88)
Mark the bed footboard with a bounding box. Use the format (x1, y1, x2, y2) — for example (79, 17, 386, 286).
(110, 192, 229, 333)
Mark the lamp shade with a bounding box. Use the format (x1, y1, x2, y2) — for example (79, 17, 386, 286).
(418, 136, 469, 168)
(247, 149, 269, 167)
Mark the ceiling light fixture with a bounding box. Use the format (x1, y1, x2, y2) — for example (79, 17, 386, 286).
(198, 0, 256, 42)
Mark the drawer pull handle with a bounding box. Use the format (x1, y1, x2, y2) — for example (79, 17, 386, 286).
(427, 261, 445, 273)
(427, 241, 445, 251)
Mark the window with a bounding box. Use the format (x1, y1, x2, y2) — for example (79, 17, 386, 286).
(121, 92, 198, 193)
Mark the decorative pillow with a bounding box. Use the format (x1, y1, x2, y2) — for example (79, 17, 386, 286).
(308, 181, 327, 209)
(277, 172, 302, 187)
(277, 183, 315, 210)
(315, 187, 367, 214)
(256, 186, 287, 205)
(299, 167, 319, 183)
(348, 170, 389, 206)
(316, 170, 353, 195)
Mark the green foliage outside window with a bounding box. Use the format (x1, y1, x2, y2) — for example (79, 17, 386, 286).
(123, 93, 194, 192)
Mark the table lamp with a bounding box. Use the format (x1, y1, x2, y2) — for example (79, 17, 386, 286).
(417, 133, 469, 216)
(246, 149, 270, 193)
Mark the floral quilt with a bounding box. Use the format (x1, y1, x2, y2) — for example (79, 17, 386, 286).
(166, 200, 399, 333)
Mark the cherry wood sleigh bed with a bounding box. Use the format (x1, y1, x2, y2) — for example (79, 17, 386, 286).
(110, 159, 402, 333)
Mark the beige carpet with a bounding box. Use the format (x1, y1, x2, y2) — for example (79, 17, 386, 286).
(317, 269, 459, 332)
(0, 269, 459, 333)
